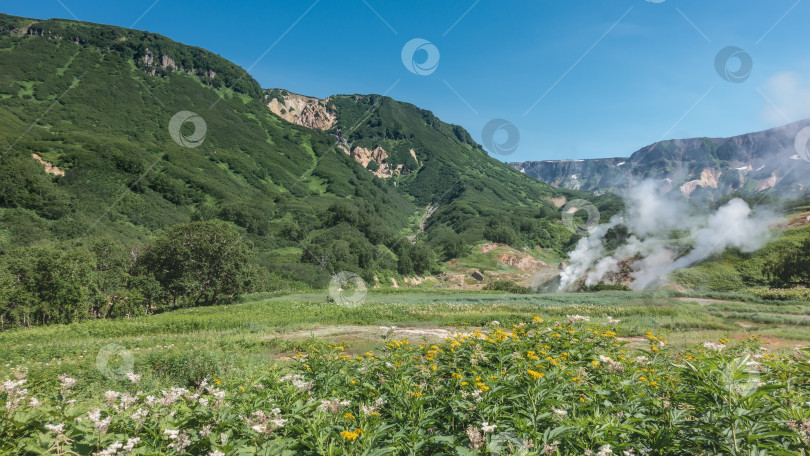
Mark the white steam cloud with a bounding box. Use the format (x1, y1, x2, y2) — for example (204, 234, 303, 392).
(558, 180, 776, 291)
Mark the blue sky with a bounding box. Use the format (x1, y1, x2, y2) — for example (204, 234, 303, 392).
(5, 0, 810, 162)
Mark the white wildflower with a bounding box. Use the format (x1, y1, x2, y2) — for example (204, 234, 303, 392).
(270, 418, 288, 428)
(566, 314, 590, 324)
(704, 342, 725, 351)
(125, 371, 141, 384)
(96, 441, 123, 456)
(44, 423, 64, 434)
(123, 437, 140, 452)
(104, 390, 121, 405)
(167, 432, 191, 453)
(596, 444, 613, 456)
(58, 374, 76, 390)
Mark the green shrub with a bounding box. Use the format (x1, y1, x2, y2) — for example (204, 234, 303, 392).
(143, 348, 224, 387)
(483, 280, 533, 294)
(581, 281, 630, 292)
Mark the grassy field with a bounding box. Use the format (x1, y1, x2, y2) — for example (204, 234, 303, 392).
(2, 290, 810, 454)
(3, 290, 810, 397)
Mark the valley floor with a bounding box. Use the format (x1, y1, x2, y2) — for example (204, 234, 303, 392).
(3, 290, 810, 392)
(2, 290, 810, 454)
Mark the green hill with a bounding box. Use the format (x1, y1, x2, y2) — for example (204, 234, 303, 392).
(0, 13, 619, 327)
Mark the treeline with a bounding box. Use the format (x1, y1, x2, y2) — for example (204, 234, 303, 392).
(0, 221, 254, 329)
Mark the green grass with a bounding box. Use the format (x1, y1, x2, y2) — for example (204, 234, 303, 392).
(4, 290, 810, 400)
(3, 292, 810, 454)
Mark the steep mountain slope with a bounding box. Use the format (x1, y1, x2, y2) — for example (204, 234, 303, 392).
(0, 13, 617, 291)
(512, 121, 810, 200)
(266, 89, 624, 261)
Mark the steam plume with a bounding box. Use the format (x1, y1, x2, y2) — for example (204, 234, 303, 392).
(558, 180, 776, 291)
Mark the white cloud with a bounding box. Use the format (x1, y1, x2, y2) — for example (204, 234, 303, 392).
(762, 71, 810, 124)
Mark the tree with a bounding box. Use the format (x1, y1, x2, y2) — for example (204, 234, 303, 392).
(137, 220, 254, 308)
(0, 244, 96, 326)
(764, 237, 810, 288)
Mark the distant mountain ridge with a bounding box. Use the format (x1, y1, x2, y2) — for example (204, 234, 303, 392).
(511, 121, 810, 200)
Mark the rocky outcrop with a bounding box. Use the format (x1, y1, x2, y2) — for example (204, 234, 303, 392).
(266, 91, 336, 130)
(756, 173, 778, 192)
(160, 54, 176, 70)
(141, 48, 181, 75)
(679, 168, 720, 197)
(340, 145, 404, 178)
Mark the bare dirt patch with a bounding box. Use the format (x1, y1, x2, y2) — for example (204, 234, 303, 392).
(267, 325, 469, 344)
(673, 297, 734, 306)
(735, 321, 766, 328)
(480, 243, 501, 254)
(31, 153, 65, 176)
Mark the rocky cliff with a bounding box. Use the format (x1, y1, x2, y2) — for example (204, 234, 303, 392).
(265, 90, 336, 130)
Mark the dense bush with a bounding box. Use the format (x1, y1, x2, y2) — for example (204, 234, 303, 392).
(764, 237, 810, 288)
(136, 220, 255, 308)
(0, 221, 257, 329)
(483, 280, 533, 294)
(749, 287, 810, 301)
(581, 282, 631, 292)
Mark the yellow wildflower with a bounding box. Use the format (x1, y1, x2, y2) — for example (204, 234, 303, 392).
(527, 370, 545, 380)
